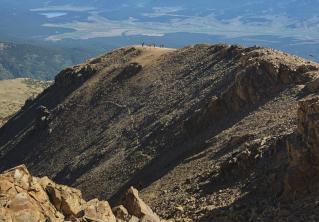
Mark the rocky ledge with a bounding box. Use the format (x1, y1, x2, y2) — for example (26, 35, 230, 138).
(284, 95, 319, 199)
(0, 165, 166, 222)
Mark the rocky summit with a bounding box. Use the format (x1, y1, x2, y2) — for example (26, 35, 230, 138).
(1, 44, 319, 221)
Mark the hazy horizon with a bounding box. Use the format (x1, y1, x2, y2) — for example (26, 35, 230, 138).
(0, 0, 318, 61)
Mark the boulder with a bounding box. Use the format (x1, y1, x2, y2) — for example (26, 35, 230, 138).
(121, 187, 160, 222)
(83, 198, 116, 222)
(112, 205, 130, 221)
(42, 179, 85, 218)
(6, 193, 44, 222)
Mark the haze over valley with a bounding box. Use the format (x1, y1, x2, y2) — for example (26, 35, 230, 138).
(0, 0, 318, 63)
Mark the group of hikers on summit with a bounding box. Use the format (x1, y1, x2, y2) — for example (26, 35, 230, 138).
(141, 42, 165, 48)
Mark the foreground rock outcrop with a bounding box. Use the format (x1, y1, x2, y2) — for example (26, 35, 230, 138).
(0, 165, 163, 222)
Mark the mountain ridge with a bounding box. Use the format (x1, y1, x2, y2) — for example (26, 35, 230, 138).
(1, 44, 319, 221)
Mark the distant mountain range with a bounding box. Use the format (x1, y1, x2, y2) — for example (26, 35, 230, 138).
(0, 0, 318, 62)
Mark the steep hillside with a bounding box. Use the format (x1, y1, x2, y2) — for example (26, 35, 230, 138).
(1, 44, 319, 221)
(0, 41, 93, 80)
(0, 78, 50, 127)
